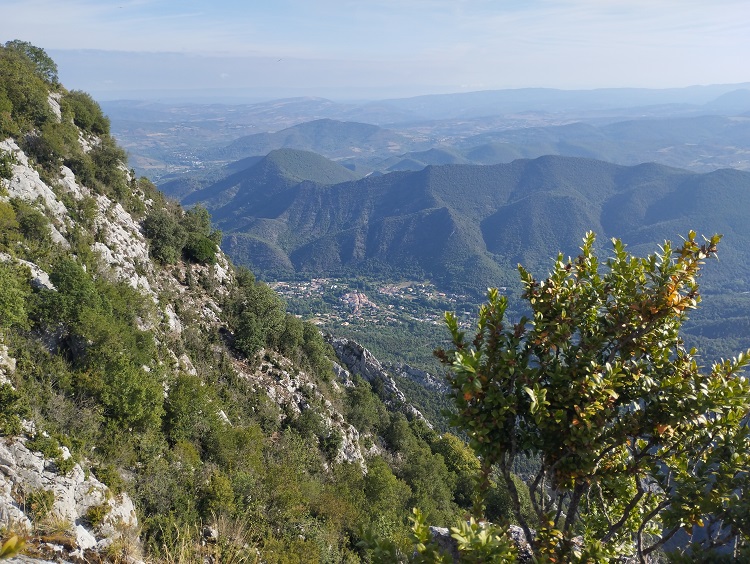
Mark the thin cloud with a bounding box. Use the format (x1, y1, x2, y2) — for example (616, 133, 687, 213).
(2, 0, 748, 92)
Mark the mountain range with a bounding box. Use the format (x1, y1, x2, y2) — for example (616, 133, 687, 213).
(163, 149, 750, 302)
(106, 84, 750, 181)
(151, 113, 750, 181)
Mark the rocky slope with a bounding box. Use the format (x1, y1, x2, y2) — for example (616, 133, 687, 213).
(0, 51, 456, 561)
(0, 122, 363, 560)
(0, 136, 149, 559)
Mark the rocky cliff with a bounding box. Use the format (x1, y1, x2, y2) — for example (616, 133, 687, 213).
(328, 336, 430, 422)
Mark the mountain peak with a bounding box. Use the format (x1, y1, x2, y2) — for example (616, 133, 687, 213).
(260, 147, 361, 184)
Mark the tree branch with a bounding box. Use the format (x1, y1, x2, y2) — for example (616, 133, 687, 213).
(601, 480, 645, 544)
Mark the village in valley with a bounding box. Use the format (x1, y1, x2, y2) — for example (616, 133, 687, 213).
(268, 278, 480, 331)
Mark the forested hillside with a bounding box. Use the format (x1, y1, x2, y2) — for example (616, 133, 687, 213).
(0, 42, 505, 562)
(163, 148, 750, 363)
(165, 149, 750, 296)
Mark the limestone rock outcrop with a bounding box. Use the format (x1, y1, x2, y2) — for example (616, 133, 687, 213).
(0, 436, 141, 562)
(327, 336, 428, 423)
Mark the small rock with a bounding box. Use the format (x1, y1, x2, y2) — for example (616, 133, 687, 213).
(203, 525, 219, 544)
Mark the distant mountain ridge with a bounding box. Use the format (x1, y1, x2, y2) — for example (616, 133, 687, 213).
(206, 118, 420, 164)
(108, 82, 750, 182)
(154, 113, 750, 188)
(379, 84, 750, 119)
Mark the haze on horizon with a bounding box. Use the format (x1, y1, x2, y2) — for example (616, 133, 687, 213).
(2, 0, 749, 102)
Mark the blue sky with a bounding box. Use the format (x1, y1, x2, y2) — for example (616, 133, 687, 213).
(2, 0, 749, 100)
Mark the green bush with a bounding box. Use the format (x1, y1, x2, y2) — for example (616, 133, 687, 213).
(142, 207, 186, 264)
(345, 377, 388, 435)
(277, 314, 304, 359)
(64, 151, 95, 187)
(0, 44, 52, 135)
(84, 503, 110, 529)
(438, 232, 750, 560)
(0, 150, 15, 180)
(54, 455, 75, 475)
(198, 470, 235, 517)
(99, 358, 164, 433)
(24, 433, 74, 475)
(227, 277, 286, 357)
(25, 433, 61, 459)
(92, 464, 125, 495)
(362, 456, 412, 526)
(300, 322, 334, 380)
(4, 40, 58, 84)
(432, 433, 480, 509)
(9, 199, 49, 245)
(0, 262, 29, 329)
(23, 119, 79, 170)
(61, 90, 109, 135)
(0, 384, 26, 436)
(183, 232, 217, 264)
(164, 372, 216, 446)
(0, 202, 19, 250)
(89, 137, 129, 199)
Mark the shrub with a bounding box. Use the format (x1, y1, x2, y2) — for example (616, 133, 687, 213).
(198, 470, 235, 518)
(93, 464, 125, 495)
(61, 90, 109, 135)
(0, 44, 52, 135)
(142, 207, 186, 264)
(228, 280, 286, 357)
(23, 120, 78, 171)
(84, 503, 110, 529)
(0, 384, 26, 436)
(25, 488, 55, 522)
(183, 232, 217, 264)
(0, 262, 29, 330)
(437, 231, 750, 560)
(25, 433, 60, 459)
(4, 40, 58, 84)
(0, 150, 15, 180)
(10, 199, 50, 245)
(344, 377, 388, 435)
(99, 358, 164, 433)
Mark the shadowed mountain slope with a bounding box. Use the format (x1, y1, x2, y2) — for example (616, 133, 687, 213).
(177, 153, 750, 297)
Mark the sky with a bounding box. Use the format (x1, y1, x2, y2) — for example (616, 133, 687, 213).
(2, 0, 749, 101)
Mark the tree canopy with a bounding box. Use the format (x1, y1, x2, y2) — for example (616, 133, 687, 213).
(436, 231, 750, 561)
(3, 40, 58, 84)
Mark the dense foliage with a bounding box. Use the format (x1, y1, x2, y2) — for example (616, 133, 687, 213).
(436, 232, 750, 561)
(141, 201, 222, 265)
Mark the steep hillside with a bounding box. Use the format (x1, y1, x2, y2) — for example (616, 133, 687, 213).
(0, 42, 489, 562)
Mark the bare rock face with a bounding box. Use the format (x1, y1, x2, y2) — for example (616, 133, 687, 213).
(327, 336, 427, 423)
(57, 165, 88, 200)
(92, 195, 152, 293)
(0, 253, 56, 292)
(0, 139, 69, 229)
(387, 362, 448, 393)
(0, 338, 16, 386)
(0, 436, 141, 562)
(47, 93, 62, 121)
